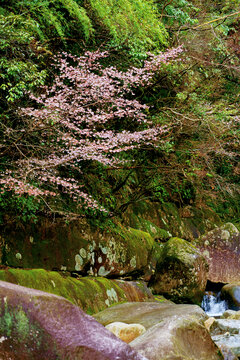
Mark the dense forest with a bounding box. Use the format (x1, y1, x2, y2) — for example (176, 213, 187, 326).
(0, 0, 239, 227)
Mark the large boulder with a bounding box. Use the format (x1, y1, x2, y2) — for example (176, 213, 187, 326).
(0, 218, 158, 278)
(94, 301, 207, 328)
(221, 284, 240, 309)
(94, 302, 222, 360)
(196, 223, 240, 283)
(149, 237, 208, 303)
(0, 280, 146, 360)
(131, 316, 222, 360)
(0, 268, 154, 314)
(125, 201, 221, 242)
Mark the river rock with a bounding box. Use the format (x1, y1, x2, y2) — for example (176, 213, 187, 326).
(206, 317, 240, 359)
(0, 268, 154, 314)
(106, 322, 146, 343)
(212, 334, 240, 358)
(1, 218, 158, 278)
(0, 280, 146, 360)
(221, 284, 240, 309)
(196, 223, 240, 283)
(216, 344, 238, 360)
(94, 301, 207, 328)
(208, 319, 240, 335)
(222, 310, 240, 320)
(94, 302, 222, 360)
(205, 317, 216, 331)
(131, 317, 223, 360)
(149, 237, 208, 303)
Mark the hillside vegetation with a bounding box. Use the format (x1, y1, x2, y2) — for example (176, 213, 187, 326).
(0, 0, 239, 225)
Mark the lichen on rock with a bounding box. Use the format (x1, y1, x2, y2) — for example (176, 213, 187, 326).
(149, 237, 208, 304)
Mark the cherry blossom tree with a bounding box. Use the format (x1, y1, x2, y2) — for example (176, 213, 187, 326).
(0, 47, 182, 215)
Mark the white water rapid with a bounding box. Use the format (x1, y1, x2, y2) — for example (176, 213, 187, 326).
(201, 291, 228, 317)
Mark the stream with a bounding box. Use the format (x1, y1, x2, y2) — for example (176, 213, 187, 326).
(201, 291, 228, 317)
(201, 290, 240, 358)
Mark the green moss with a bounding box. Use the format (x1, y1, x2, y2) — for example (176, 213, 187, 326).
(127, 214, 172, 240)
(166, 237, 199, 266)
(112, 224, 154, 261)
(154, 295, 170, 303)
(15, 308, 29, 341)
(0, 269, 140, 315)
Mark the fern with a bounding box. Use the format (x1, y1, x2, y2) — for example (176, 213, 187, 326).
(59, 0, 93, 39)
(1, 0, 167, 56)
(41, 6, 66, 43)
(89, 0, 168, 55)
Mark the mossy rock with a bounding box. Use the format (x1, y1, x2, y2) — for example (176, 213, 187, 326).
(1, 218, 156, 278)
(149, 237, 209, 304)
(125, 200, 221, 242)
(0, 268, 153, 314)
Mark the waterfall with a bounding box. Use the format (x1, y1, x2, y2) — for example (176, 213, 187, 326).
(201, 291, 228, 317)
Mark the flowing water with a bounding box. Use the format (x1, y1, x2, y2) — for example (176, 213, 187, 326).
(201, 291, 228, 317)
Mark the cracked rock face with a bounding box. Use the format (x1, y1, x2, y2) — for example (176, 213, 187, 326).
(0, 280, 146, 360)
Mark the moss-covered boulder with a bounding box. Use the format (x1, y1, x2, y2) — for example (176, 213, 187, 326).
(196, 223, 240, 283)
(0, 281, 146, 360)
(149, 237, 209, 304)
(94, 302, 222, 360)
(0, 268, 154, 315)
(1, 218, 157, 278)
(125, 200, 221, 242)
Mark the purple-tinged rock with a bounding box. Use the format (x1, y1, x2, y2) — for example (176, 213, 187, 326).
(0, 280, 147, 360)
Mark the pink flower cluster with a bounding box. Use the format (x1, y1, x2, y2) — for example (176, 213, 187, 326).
(1, 47, 183, 213)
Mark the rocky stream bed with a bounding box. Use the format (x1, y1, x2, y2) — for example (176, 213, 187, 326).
(0, 219, 240, 359)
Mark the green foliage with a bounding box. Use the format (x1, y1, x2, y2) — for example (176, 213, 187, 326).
(1, 0, 168, 58)
(0, 192, 41, 223)
(158, 0, 199, 27)
(0, 14, 47, 106)
(89, 0, 168, 56)
(1, 0, 93, 44)
(221, 0, 240, 12)
(0, 0, 239, 224)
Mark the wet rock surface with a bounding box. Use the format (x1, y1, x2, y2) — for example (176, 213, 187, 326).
(222, 310, 240, 320)
(149, 237, 208, 304)
(0, 280, 147, 360)
(212, 335, 240, 359)
(221, 284, 240, 309)
(94, 301, 207, 328)
(208, 319, 240, 335)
